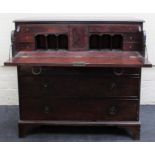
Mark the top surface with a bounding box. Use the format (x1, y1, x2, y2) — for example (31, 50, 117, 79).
(13, 16, 144, 23)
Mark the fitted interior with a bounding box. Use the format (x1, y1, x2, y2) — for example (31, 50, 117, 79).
(35, 34, 123, 51)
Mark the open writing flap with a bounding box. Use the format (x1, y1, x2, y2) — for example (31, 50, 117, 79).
(4, 51, 152, 68)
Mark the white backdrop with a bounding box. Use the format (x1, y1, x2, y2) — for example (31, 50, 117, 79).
(0, 13, 155, 66)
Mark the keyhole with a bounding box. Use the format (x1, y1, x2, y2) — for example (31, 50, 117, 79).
(109, 106, 117, 115)
(44, 106, 50, 114)
(110, 82, 117, 90)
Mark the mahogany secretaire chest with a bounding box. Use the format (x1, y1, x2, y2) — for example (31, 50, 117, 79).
(5, 19, 152, 139)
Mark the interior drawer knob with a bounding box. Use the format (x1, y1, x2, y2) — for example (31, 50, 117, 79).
(26, 28, 29, 31)
(108, 105, 118, 115)
(32, 67, 42, 75)
(113, 68, 124, 76)
(129, 45, 132, 49)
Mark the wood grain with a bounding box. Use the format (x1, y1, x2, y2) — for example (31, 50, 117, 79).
(5, 51, 151, 67)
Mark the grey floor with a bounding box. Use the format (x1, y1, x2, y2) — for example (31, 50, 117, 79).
(0, 105, 155, 142)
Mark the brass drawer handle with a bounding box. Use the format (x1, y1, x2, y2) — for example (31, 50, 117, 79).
(108, 105, 118, 115)
(32, 67, 42, 75)
(113, 68, 124, 76)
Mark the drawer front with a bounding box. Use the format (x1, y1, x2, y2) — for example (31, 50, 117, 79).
(19, 66, 141, 76)
(89, 24, 141, 33)
(15, 42, 35, 51)
(123, 43, 141, 51)
(123, 33, 142, 42)
(20, 98, 139, 121)
(17, 24, 69, 34)
(15, 33, 35, 43)
(19, 74, 140, 98)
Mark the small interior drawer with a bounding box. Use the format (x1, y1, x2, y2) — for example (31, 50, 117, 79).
(18, 24, 69, 34)
(123, 33, 142, 42)
(123, 42, 141, 51)
(15, 43, 35, 51)
(15, 33, 34, 42)
(89, 24, 141, 33)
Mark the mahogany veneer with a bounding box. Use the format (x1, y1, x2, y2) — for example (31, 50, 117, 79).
(5, 51, 150, 67)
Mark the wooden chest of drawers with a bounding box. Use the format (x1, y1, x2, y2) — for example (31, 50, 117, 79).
(19, 66, 140, 120)
(5, 19, 152, 139)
